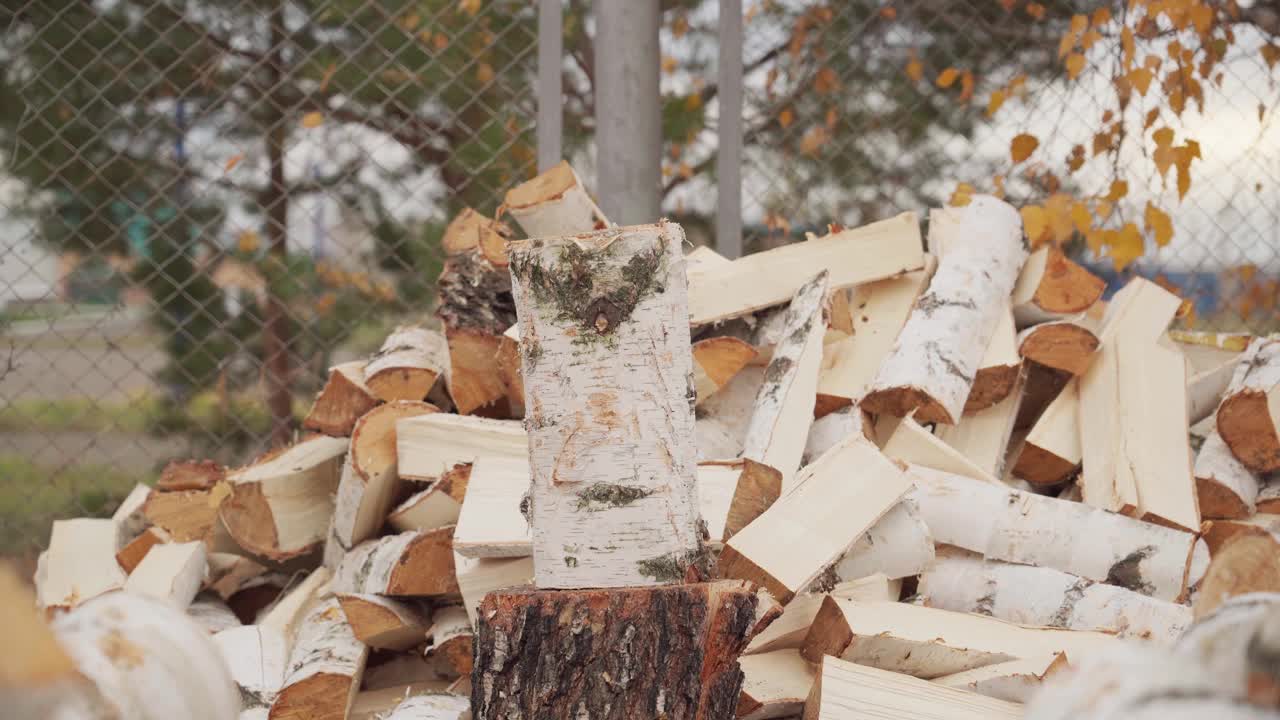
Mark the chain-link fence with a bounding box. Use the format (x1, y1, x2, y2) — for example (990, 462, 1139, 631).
(2, 0, 1278, 558)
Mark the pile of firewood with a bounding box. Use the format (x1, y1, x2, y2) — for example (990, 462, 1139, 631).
(8, 161, 1280, 720)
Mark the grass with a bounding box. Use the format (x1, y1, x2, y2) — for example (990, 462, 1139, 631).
(0, 396, 164, 433)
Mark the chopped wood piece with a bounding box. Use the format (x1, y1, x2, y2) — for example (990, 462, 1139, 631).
(932, 654, 1065, 704)
(509, 221, 703, 588)
(334, 528, 458, 597)
(453, 456, 530, 558)
(882, 416, 999, 484)
(1196, 425, 1261, 519)
(965, 306, 1020, 414)
(144, 481, 232, 546)
(364, 327, 447, 403)
(205, 553, 266, 599)
(862, 199, 1027, 424)
(698, 459, 783, 545)
(258, 567, 332, 638)
(350, 683, 452, 720)
(384, 693, 470, 720)
(228, 573, 290, 626)
(920, 547, 1192, 640)
(742, 272, 828, 489)
(1188, 350, 1241, 425)
(1201, 514, 1280, 555)
(745, 574, 900, 655)
(1217, 337, 1280, 472)
(802, 597, 1115, 679)
(124, 540, 207, 610)
(737, 649, 815, 720)
(502, 160, 609, 237)
(1193, 535, 1280, 619)
(39, 518, 127, 611)
(361, 653, 444, 691)
(336, 594, 430, 651)
(157, 458, 226, 492)
(304, 361, 381, 436)
(719, 438, 912, 603)
(388, 463, 472, 533)
(426, 605, 474, 677)
(688, 212, 924, 326)
(441, 207, 511, 257)
(1017, 318, 1100, 375)
(189, 594, 241, 634)
(907, 464, 1208, 602)
(213, 623, 288, 713)
(396, 413, 525, 481)
(1011, 246, 1106, 326)
(443, 327, 518, 417)
(434, 246, 519, 418)
(111, 482, 152, 545)
(805, 654, 1022, 720)
(1012, 378, 1081, 487)
(692, 336, 758, 405)
(325, 401, 437, 568)
(472, 581, 758, 720)
(116, 525, 170, 574)
(269, 596, 369, 720)
(454, 554, 534, 627)
(1015, 362, 1072, 430)
(686, 244, 732, 277)
(832, 500, 935, 583)
(697, 365, 764, 461)
(938, 371, 1025, 479)
(221, 434, 348, 561)
(803, 405, 873, 465)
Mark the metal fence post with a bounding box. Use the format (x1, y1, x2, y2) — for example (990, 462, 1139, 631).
(594, 0, 661, 225)
(716, 0, 744, 259)
(537, 0, 563, 172)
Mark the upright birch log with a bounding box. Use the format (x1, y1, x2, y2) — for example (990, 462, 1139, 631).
(502, 160, 610, 238)
(363, 326, 447, 403)
(862, 197, 1028, 424)
(508, 221, 703, 587)
(1217, 337, 1280, 472)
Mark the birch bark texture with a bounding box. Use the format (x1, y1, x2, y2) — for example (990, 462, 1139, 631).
(862, 196, 1028, 424)
(508, 221, 703, 588)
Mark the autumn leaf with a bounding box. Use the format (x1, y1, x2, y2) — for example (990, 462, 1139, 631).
(1127, 68, 1153, 95)
(1152, 127, 1175, 148)
(1174, 146, 1196, 199)
(987, 90, 1007, 117)
(778, 108, 795, 129)
(799, 126, 828, 156)
(1070, 201, 1091, 234)
(1144, 108, 1160, 130)
(476, 63, 495, 85)
(1066, 53, 1086, 80)
(224, 154, 243, 172)
(879, 6, 897, 20)
(661, 55, 677, 74)
(1081, 30, 1103, 51)
(1058, 31, 1078, 60)
(992, 174, 1006, 199)
(936, 68, 960, 88)
(1010, 133, 1039, 163)
(301, 112, 324, 129)
(432, 33, 450, 51)
(1265, 45, 1280, 70)
(237, 230, 260, 254)
(905, 52, 923, 82)
(960, 71, 975, 103)
(1110, 222, 1145, 270)
(1105, 180, 1128, 202)
(1145, 203, 1173, 247)
(949, 182, 975, 207)
(1091, 7, 1112, 26)
(1025, 3, 1046, 20)
(1189, 4, 1213, 34)
(1045, 193, 1076, 245)
(814, 67, 839, 94)
(672, 13, 690, 37)
(1067, 144, 1085, 172)
(458, 0, 481, 17)
(1070, 15, 1088, 35)
(1021, 205, 1049, 246)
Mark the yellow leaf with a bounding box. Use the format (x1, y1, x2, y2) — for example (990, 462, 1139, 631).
(1096, 200, 1113, 220)
(1105, 180, 1129, 203)
(1144, 108, 1160, 130)
(814, 67, 839, 95)
(1066, 53, 1086, 80)
(1190, 4, 1213, 34)
(960, 71, 975, 103)
(1067, 144, 1085, 172)
(1010, 133, 1039, 163)
(799, 126, 828, 156)
(1152, 127, 1175, 148)
(1080, 30, 1103, 50)
(1070, 14, 1088, 34)
(778, 108, 794, 129)
(1126, 68, 1153, 95)
(1144, 203, 1173, 247)
(433, 33, 450, 51)
(1046, 193, 1076, 245)
(1109, 222, 1144, 271)
(1021, 205, 1049, 246)
(987, 90, 1006, 117)
(224, 154, 243, 172)
(1122, 27, 1136, 70)
(458, 0, 481, 17)
(1058, 30, 1078, 59)
(1091, 7, 1112, 26)
(237, 230, 260, 254)
(661, 55, 677, 74)
(936, 68, 960, 88)
(1070, 201, 1091, 234)
(301, 112, 324, 129)
(686, 92, 703, 111)
(671, 13, 690, 38)
(949, 182, 976, 207)
(476, 63, 495, 85)
(993, 174, 1006, 199)
(905, 52, 924, 82)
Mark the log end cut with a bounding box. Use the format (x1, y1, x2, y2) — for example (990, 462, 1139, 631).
(268, 672, 357, 720)
(861, 387, 955, 426)
(1218, 391, 1280, 473)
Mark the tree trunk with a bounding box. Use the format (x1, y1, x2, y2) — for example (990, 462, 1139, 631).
(261, 1, 293, 448)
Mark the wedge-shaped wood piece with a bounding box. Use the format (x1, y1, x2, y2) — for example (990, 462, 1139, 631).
(805, 654, 1022, 720)
(1015, 362, 1072, 430)
(1187, 350, 1241, 425)
(1012, 379, 1081, 487)
(221, 434, 347, 561)
(364, 326, 447, 403)
(938, 372, 1025, 479)
(325, 401, 437, 568)
(863, 199, 1027, 424)
(454, 554, 534, 627)
(257, 567, 331, 639)
(719, 438, 912, 603)
(453, 456, 530, 558)
(509, 222, 703, 588)
(1017, 318, 1100, 375)
(157, 458, 226, 492)
(384, 693, 470, 720)
(1217, 337, 1280, 472)
(212, 623, 288, 714)
(472, 581, 758, 720)
(932, 654, 1065, 704)
(697, 459, 783, 545)
(907, 464, 1208, 602)
(116, 525, 170, 574)
(803, 405, 873, 465)
(966, 306, 1021, 414)
(1196, 426, 1261, 519)
(425, 605, 473, 677)
(442, 206, 511, 258)
(692, 336, 758, 405)
(336, 594, 430, 651)
(333, 528, 458, 597)
(802, 597, 1115, 679)
(397, 414, 526, 482)
(434, 244, 520, 418)
(745, 574, 900, 655)
(1011, 246, 1106, 327)
(738, 649, 815, 720)
(444, 326, 523, 417)
(688, 212, 923, 326)
(502, 160, 609, 238)
(269, 596, 369, 720)
(920, 547, 1192, 641)
(883, 416, 1000, 484)
(39, 518, 127, 612)
(697, 365, 764, 461)
(304, 361, 381, 436)
(124, 540, 207, 610)
(388, 463, 472, 532)
(742, 272, 828, 490)
(144, 482, 232, 546)
(832, 500, 935, 583)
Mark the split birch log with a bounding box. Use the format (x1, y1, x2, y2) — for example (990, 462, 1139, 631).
(189, 594, 242, 633)
(444, 327, 522, 417)
(502, 160, 609, 238)
(213, 624, 289, 715)
(696, 459, 783, 545)
(802, 405, 873, 465)
(932, 654, 1065, 704)
(157, 458, 226, 492)
(1217, 337, 1280, 472)
(805, 655, 1022, 720)
(696, 365, 764, 461)
(965, 307, 1021, 414)
(508, 221, 703, 587)
(453, 456, 529, 558)
(268, 596, 369, 720)
(1010, 245, 1106, 327)
(425, 605, 473, 677)
(801, 598, 1116, 679)
(741, 271, 828, 489)
(396, 413, 525, 481)
(1012, 379, 1081, 486)
(1188, 350, 1242, 424)
(745, 574, 900, 655)
(692, 336, 758, 405)
(325, 401, 437, 568)
(919, 547, 1192, 641)
(882, 416, 1000, 485)
(454, 554, 534, 627)
(862, 197, 1027, 424)
(737, 649, 815, 720)
(363, 326, 447, 402)
(1196, 426, 1261, 519)
(719, 438, 912, 603)
(688, 212, 924, 326)
(388, 463, 471, 532)
(1015, 362, 1072, 430)
(831, 499, 935, 583)
(384, 694, 470, 720)
(52, 591, 240, 720)
(471, 581, 758, 720)
(907, 464, 1209, 602)
(144, 481, 233, 546)
(221, 434, 348, 561)
(38, 518, 126, 612)
(111, 482, 152, 547)
(333, 528, 458, 597)
(937, 371, 1025, 479)
(336, 594, 430, 651)
(304, 361, 380, 436)
(442, 206, 512, 260)
(435, 248, 520, 417)
(1017, 318, 1100, 375)
(116, 525, 170, 574)
(124, 540, 207, 610)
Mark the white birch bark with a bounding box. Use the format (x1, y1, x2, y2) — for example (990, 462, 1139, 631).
(213, 625, 289, 714)
(332, 528, 457, 597)
(256, 567, 331, 640)
(802, 405, 872, 466)
(741, 271, 828, 490)
(1195, 426, 1260, 519)
(863, 197, 1027, 424)
(1216, 337, 1280, 472)
(124, 540, 207, 610)
(919, 548, 1191, 641)
(502, 160, 610, 238)
(363, 326, 447, 402)
(932, 654, 1063, 704)
(39, 518, 126, 611)
(335, 594, 430, 651)
(508, 221, 702, 587)
(269, 597, 368, 720)
(424, 605, 473, 676)
(384, 694, 470, 720)
(831, 499, 935, 582)
(907, 464, 1208, 602)
(111, 483, 152, 547)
